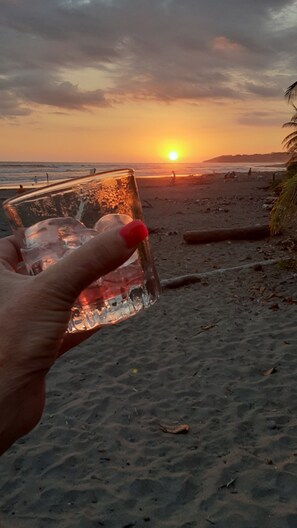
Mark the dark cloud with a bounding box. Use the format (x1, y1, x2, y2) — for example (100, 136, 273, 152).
(0, 0, 296, 117)
(243, 82, 284, 98)
(0, 91, 32, 118)
(238, 110, 290, 126)
(13, 76, 109, 110)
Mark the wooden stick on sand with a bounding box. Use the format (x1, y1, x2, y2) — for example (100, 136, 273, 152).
(183, 225, 271, 244)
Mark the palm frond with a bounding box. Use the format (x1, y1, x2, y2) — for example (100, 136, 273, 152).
(287, 153, 297, 164)
(283, 137, 297, 151)
(282, 130, 297, 142)
(285, 81, 297, 102)
(270, 173, 297, 234)
(282, 121, 297, 129)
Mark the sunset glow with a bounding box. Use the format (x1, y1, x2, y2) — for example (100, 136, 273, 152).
(168, 151, 179, 161)
(0, 1, 295, 162)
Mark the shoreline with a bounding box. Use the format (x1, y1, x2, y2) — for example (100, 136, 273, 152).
(0, 160, 287, 193)
(0, 169, 282, 193)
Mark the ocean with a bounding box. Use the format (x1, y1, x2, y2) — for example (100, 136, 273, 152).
(0, 161, 285, 188)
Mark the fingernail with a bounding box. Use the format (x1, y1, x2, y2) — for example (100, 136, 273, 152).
(120, 220, 149, 248)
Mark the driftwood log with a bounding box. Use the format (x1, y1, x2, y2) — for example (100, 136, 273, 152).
(183, 225, 270, 245)
(161, 258, 290, 290)
(161, 274, 201, 289)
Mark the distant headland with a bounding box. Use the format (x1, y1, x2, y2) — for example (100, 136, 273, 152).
(203, 152, 290, 163)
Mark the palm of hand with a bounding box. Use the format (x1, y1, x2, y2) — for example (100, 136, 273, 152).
(0, 221, 141, 454)
(0, 237, 96, 454)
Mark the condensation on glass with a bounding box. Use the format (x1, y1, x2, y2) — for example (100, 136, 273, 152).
(3, 169, 160, 332)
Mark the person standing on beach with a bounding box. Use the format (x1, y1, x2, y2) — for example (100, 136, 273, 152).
(46, 173, 49, 184)
(0, 220, 148, 455)
(170, 170, 176, 185)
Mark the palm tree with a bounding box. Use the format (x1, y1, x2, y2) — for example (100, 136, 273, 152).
(270, 81, 297, 234)
(282, 81, 297, 155)
(270, 172, 297, 234)
(282, 110, 297, 156)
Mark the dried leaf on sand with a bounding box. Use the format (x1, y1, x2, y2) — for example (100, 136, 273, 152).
(269, 303, 279, 311)
(261, 367, 277, 377)
(219, 477, 237, 490)
(196, 321, 220, 335)
(282, 297, 297, 304)
(159, 423, 190, 434)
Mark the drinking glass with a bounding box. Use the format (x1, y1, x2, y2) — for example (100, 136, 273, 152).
(3, 168, 160, 332)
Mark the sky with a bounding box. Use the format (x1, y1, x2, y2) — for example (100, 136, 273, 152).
(0, 0, 297, 162)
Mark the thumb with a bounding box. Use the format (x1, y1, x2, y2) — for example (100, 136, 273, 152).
(38, 220, 148, 305)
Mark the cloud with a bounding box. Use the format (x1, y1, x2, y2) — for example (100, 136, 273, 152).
(243, 81, 284, 98)
(18, 80, 109, 110)
(238, 110, 289, 127)
(0, 91, 32, 118)
(0, 0, 296, 117)
(212, 36, 244, 52)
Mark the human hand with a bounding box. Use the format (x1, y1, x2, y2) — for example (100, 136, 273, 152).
(0, 220, 148, 455)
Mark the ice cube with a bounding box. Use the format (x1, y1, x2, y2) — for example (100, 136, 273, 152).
(94, 213, 133, 233)
(94, 214, 138, 266)
(22, 217, 98, 274)
(24, 217, 89, 250)
(63, 227, 98, 250)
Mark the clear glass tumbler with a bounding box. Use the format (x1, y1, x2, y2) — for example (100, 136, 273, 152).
(3, 168, 160, 332)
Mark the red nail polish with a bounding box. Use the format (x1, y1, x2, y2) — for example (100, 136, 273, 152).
(120, 220, 149, 248)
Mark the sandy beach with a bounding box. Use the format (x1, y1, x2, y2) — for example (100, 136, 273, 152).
(0, 171, 297, 528)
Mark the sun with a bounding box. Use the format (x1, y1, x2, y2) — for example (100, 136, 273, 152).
(168, 151, 179, 161)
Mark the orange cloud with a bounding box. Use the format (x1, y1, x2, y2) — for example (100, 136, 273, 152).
(213, 36, 243, 52)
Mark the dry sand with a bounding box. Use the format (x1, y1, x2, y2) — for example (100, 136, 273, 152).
(0, 172, 297, 528)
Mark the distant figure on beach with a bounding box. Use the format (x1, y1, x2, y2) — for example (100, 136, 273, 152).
(34, 175, 38, 185)
(248, 167, 252, 176)
(46, 172, 49, 183)
(17, 184, 24, 194)
(224, 171, 237, 181)
(170, 170, 176, 186)
(90, 168, 96, 175)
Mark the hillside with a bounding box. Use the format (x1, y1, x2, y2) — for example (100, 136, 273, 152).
(204, 152, 290, 163)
